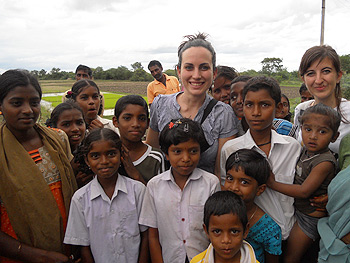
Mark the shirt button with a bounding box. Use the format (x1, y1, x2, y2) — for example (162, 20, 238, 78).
(183, 240, 186, 244)
(182, 218, 185, 221)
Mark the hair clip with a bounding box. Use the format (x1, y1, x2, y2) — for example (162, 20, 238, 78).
(66, 91, 73, 98)
(234, 152, 240, 163)
(169, 122, 175, 129)
(184, 123, 189, 133)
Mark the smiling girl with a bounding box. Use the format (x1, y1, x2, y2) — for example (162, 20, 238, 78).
(294, 45, 350, 153)
(146, 33, 238, 178)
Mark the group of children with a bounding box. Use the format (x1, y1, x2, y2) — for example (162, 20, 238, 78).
(40, 70, 339, 263)
(1, 39, 348, 263)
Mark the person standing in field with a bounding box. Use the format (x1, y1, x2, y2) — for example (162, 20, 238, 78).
(147, 60, 181, 106)
(75, 64, 93, 81)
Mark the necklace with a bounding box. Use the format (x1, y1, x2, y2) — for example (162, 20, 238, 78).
(248, 205, 258, 222)
(257, 141, 271, 147)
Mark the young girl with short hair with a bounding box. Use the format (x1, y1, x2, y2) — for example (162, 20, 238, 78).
(140, 118, 221, 263)
(64, 128, 148, 263)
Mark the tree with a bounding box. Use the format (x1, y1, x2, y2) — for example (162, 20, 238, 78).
(261, 57, 283, 75)
(340, 54, 350, 74)
(131, 62, 143, 71)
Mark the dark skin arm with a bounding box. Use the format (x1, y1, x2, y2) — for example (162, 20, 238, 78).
(88, 119, 104, 132)
(121, 145, 146, 185)
(0, 231, 69, 263)
(80, 246, 94, 263)
(267, 161, 334, 199)
(138, 230, 150, 263)
(148, 227, 163, 263)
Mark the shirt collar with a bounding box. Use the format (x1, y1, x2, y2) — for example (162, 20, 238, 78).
(245, 129, 291, 149)
(160, 168, 202, 184)
(96, 115, 109, 125)
(90, 174, 128, 202)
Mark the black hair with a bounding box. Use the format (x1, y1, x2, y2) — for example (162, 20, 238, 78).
(299, 83, 308, 95)
(225, 149, 271, 186)
(75, 64, 92, 77)
(74, 128, 122, 174)
(231, 76, 252, 86)
(148, 60, 162, 70)
(0, 69, 42, 103)
(300, 103, 341, 136)
(159, 118, 208, 154)
(46, 101, 84, 128)
(204, 191, 248, 231)
(66, 79, 100, 101)
(281, 94, 292, 121)
(114, 95, 149, 120)
(242, 76, 281, 105)
(177, 32, 216, 70)
(215, 66, 239, 82)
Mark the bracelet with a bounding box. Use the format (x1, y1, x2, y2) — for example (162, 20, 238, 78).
(17, 242, 22, 255)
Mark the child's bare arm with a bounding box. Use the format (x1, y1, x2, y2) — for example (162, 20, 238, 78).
(138, 230, 149, 263)
(215, 136, 235, 181)
(121, 145, 146, 185)
(148, 227, 163, 263)
(80, 246, 94, 263)
(265, 252, 279, 263)
(146, 128, 160, 148)
(267, 161, 334, 199)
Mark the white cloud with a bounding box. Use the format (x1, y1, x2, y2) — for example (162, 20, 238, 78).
(0, 0, 349, 74)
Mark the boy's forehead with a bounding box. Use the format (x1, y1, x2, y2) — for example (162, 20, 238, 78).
(209, 213, 244, 228)
(303, 114, 331, 126)
(245, 89, 275, 101)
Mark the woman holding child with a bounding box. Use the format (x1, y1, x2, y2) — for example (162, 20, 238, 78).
(294, 45, 350, 153)
(146, 33, 238, 177)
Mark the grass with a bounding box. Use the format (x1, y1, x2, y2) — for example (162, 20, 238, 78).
(42, 93, 148, 109)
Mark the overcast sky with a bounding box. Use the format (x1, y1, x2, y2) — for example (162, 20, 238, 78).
(1, 0, 349, 74)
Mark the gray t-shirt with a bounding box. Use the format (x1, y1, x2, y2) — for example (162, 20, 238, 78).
(150, 92, 238, 174)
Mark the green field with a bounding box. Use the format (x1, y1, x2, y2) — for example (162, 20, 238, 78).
(43, 93, 148, 109)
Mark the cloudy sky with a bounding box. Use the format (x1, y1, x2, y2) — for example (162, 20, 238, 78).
(1, 0, 349, 74)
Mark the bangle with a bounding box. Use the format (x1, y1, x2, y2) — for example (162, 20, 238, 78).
(17, 242, 22, 255)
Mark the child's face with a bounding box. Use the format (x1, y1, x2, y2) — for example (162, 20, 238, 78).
(230, 82, 245, 118)
(204, 213, 248, 263)
(275, 96, 289, 119)
(56, 108, 86, 151)
(300, 90, 314, 103)
(301, 114, 338, 154)
(75, 86, 100, 123)
(224, 167, 265, 204)
(113, 104, 148, 143)
(85, 139, 121, 180)
(0, 85, 41, 133)
(212, 76, 231, 104)
(243, 89, 279, 133)
(165, 138, 200, 178)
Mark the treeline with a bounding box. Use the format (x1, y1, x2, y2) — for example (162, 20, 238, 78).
(30, 62, 177, 82)
(29, 55, 350, 85)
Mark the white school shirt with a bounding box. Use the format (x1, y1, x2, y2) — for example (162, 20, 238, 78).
(294, 99, 350, 154)
(96, 115, 120, 135)
(139, 168, 221, 263)
(220, 130, 301, 240)
(64, 175, 147, 263)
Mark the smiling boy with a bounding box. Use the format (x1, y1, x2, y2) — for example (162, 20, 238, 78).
(220, 76, 301, 240)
